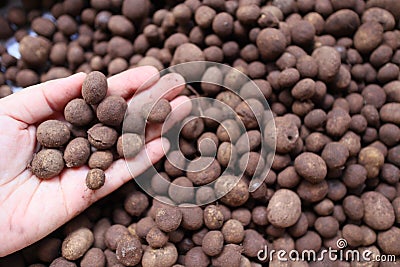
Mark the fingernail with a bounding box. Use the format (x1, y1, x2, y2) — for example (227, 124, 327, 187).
(161, 137, 170, 155)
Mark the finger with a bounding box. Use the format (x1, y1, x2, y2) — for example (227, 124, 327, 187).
(127, 72, 186, 114)
(54, 138, 169, 213)
(92, 137, 170, 200)
(107, 66, 160, 98)
(145, 96, 192, 142)
(0, 73, 86, 125)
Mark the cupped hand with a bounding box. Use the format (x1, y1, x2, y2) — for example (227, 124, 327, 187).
(0, 66, 191, 257)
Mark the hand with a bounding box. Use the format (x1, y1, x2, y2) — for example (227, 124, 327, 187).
(0, 66, 191, 257)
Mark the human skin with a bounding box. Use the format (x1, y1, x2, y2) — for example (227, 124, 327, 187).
(0, 66, 192, 256)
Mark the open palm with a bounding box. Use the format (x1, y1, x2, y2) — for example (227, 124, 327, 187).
(0, 66, 191, 257)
